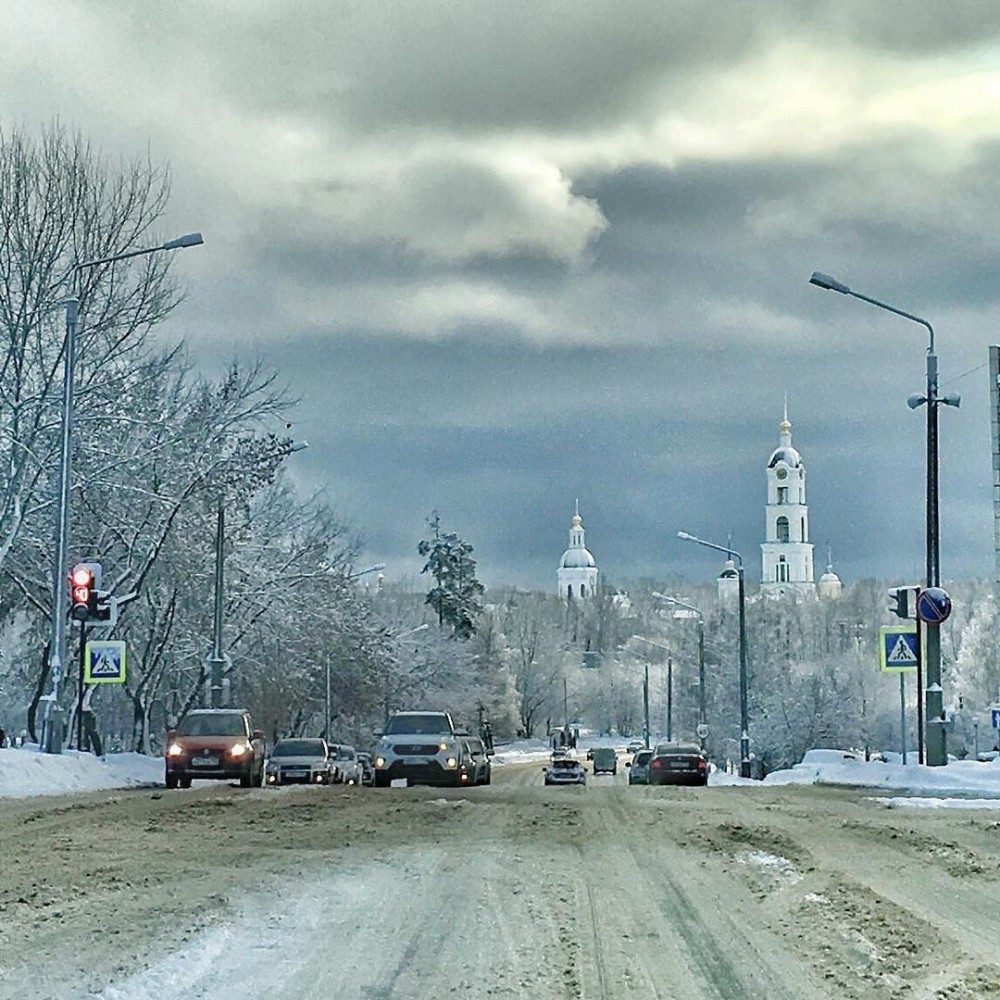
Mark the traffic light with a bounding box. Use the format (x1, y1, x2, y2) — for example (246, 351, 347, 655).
(888, 585, 919, 620)
(70, 564, 95, 621)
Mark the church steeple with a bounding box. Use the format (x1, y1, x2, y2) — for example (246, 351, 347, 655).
(558, 502, 599, 600)
(761, 404, 815, 595)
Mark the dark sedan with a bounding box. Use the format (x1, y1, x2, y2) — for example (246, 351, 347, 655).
(647, 742, 708, 786)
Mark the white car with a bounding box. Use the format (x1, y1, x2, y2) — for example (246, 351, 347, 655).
(330, 744, 362, 785)
(544, 758, 587, 786)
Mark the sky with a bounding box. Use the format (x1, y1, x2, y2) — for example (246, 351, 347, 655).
(3, 1, 1000, 589)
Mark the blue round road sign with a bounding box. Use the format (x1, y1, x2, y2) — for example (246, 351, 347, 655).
(917, 587, 952, 625)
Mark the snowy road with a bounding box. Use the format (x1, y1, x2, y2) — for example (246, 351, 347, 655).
(3, 764, 1000, 999)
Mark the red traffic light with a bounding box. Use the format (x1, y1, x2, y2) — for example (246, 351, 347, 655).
(72, 585, 90, 604)
(71, 566, 93, 587)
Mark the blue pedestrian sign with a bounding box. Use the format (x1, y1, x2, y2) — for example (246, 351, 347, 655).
(84, 640, 127, 685)
(879, 626, 919, 673)
(917, 587, 952, 625)
(992, 706, 1000, 730)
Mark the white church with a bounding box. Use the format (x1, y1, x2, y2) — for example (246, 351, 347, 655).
(557, 503, 599, 600)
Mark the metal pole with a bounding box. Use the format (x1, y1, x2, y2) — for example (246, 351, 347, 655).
(737, 562, 751, 778)
(45, 298, 79, 740)
(643, 663, 650, 750)
(325, 657, 332, 739)
(698, 617, 706, 752)
(666, 657, 673, 742)
(899, 672, 907, 765)
(76, 619, 87, 751)
(924, 348, 946, 766)
(209, 500, 225, 708)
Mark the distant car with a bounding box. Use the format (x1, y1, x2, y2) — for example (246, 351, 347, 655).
(544, 758, 586, 786)
(591, 747, 618, 775)
(647, 742, 708, 786)
(463, 737, 493, 785)
(627, 740, 645, 754)
(331, 744, 362, 785)
(265, 738, 332, 786)
(165, 708, 265, 789)
(356, 751, 375, 786)
(551, 747, 570, 761)
(627, 749, 654, 785)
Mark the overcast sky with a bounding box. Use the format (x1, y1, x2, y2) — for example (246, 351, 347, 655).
(4, 1, 1000, 589)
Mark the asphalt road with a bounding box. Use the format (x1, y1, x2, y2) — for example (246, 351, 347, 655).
(2, 761, 1000, 999)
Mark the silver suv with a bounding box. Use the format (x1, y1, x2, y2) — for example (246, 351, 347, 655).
(373, 711, 470, 787)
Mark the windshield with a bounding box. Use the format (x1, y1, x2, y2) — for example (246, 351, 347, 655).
(551, 759, 580, 769)
(336, 747, 355, 760)
(273, 740, 326, 757)
(635, 752, 653, 765)
(385, 714, 451, 735)
(176, 714, 246, 737)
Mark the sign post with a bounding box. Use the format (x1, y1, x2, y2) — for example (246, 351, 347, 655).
(880, 626, 919, 764)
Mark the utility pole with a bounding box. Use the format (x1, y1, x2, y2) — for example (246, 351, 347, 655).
(666, 656, 673, 742)
(643, 663, 650, 750)
(209, 500, 226, 708)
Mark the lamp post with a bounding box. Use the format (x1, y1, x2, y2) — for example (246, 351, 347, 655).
(653, 593, 706, 752)
(677, 531, 751, 777)
(208, 438, 308, 709)
(630, 635, 673, 745)
(809, 271, 959, 766)
(44, 233, 203, 750)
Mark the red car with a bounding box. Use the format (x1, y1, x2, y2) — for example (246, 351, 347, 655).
(647, 742, 708, 786)
(165, 708, 265, 788)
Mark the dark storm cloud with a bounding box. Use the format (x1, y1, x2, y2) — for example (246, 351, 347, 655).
(2, 0, 998, 588)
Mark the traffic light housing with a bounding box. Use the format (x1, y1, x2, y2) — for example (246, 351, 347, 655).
(69, 565, 95, 621)
(888, 585, 919, 620)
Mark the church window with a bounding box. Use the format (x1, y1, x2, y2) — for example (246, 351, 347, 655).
(776, 516, 790, 543)
(777, 556, 789, 582)
(567, 584, 573, 599)
(580, 584, 587, 597)
(777, 486, 788, 504)
(800, 517, 805, 540)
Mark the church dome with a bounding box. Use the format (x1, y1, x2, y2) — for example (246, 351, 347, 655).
(767, 445, 801, 468)
(561, 547, 596, 569)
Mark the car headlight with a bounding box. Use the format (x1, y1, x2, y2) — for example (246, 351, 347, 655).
(439, 742, 450, 752)
(230, 743, 248, 757)
(167, 743, 184, 757)
(375, 756, 386, 768)
(446, 757, 457, 768)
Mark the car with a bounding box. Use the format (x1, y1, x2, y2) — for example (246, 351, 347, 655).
(647, 742, 708, 786)
(463, 736, 493, 785)
(356, 751, 375, 786)
(543, 758, 586, 785)
(626, 739, 645, 754)
(372, 711, 472, 787)
(164, 708, 265, 789)
(330, 744, 362, 785)
(265, 738, 333, 786)
(626, 749, 654, 784)
(591, 747, 618, 775)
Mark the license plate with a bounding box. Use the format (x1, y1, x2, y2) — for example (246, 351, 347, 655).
(669, 761, 690, 769)
(193, 755, 219, 766)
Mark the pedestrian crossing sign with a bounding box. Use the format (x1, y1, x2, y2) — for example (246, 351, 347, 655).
(84, 640, 127, 685)
(879, 626, 919, 673)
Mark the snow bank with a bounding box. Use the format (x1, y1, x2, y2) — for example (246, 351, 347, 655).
(0, 745, 163, 799)
(761, 748, 1000, 797)
(490, 738, 552, 766)
(874, 796, 1000, 811)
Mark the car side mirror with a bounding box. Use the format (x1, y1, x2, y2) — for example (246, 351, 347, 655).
(625, 761, 631, 768)
(252, 730, 264, 742)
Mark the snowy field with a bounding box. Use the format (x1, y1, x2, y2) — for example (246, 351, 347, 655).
(0, 744, 162, 798)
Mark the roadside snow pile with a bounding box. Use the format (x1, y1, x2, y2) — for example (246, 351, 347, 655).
(0, 745, 162, 798)
(490, 739, 552, 766)
(874, 796, 1000, 811)
(762, 748, 1000, 797)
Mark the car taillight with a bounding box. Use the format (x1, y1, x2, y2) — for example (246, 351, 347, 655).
(651, 759, 662, 768)
(697, 759, 707, 770)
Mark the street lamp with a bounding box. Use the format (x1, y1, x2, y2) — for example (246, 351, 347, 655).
(652, 593, 706, 752)
(630, 635, 672, 744)
(44, 234, 204, 750)
(809, 271, 959, 766)
(677, 530, 751, 777)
